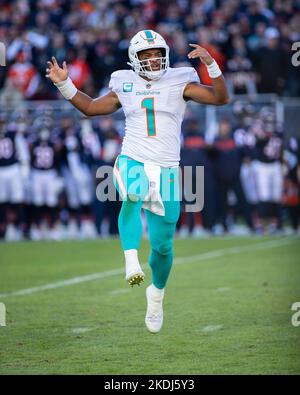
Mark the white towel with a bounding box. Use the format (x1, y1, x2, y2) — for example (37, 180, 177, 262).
(142, 163, 165, 216)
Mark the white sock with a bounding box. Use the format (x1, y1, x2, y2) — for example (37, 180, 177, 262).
(124, 249, 139, 265)
(150, 284, 164, 300)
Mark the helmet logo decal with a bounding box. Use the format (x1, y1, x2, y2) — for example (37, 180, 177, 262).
(143, 30, 155, 44)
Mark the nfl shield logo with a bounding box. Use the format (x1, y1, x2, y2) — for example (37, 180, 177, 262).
(123, 82, 133, 92)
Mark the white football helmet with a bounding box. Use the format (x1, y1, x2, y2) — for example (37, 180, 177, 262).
(128, 30, 169, 80)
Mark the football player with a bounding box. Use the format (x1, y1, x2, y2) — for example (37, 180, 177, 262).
(252, 111, 284, 233)
(29, 123, 63, 240)
(46, 30, 229, 333)
(233, 109, 258, 229)
(0, 112, 29, 240)
(213, 118, 254, 234)
(56, 114, 98, 239)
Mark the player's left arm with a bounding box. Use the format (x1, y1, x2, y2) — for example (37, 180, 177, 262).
(183, 44, 229, 106)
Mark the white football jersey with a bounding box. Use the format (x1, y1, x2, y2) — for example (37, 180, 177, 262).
(109, 67, 200, 167)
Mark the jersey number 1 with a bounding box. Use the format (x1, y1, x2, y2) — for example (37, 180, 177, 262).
(141, 97, 156, 137)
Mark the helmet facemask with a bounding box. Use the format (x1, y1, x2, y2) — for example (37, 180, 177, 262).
(135, 49, 168, 80)
(128, 30, 170, 81)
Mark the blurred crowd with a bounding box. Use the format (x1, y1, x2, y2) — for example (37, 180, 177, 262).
(0, 0, 300, 102)
(0, 103, 299, 241)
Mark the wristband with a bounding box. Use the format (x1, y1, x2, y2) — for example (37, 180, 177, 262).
(206, 60, 222, 79)
(54, 77, 77, 100)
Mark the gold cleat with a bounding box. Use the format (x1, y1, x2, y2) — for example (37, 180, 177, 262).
(127, 273, 145, 287)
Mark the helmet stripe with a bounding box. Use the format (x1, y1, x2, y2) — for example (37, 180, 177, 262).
(144, 30, 155, 44)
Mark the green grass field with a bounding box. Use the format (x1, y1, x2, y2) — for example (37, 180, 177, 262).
(0, 236, 299, 375)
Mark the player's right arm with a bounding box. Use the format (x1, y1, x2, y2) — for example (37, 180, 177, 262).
(46, 57, 121, 116)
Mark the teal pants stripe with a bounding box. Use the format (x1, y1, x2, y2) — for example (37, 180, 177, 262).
(113, 155, 180, 289)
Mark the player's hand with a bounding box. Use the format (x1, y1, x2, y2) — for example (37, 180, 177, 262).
(187, 44, 214, 65)
(45, 56, 68, 84)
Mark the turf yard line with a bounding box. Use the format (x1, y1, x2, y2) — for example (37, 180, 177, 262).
(0, 268, 124, 298)
(0, 238, 293, 299)
(216, 287, 231, 292)
(108, 288, 131, 296)
(172, 238, 292, 266)
(202, 324, 224, 332)
(71, 327, 97, 334)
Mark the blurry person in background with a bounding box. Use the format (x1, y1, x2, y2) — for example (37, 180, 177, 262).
(94, 116, 121, 237)
(0, 112, 30, 241)
(28, 120, 63, 241)
(179, 116, 211, 238)
(0, 77, 23, 109)
(49, 33, 68, 67)
(225, 52, 257, 98)
(170, 31, 193, 68)
(247, 21, 267, 51)
(233, 105, 258, 230)
(9, 108, 33, 238)
(225, 35, 257, 99)
(213, 118, 254, 235)
(252, 108, 284, 234)
(8, 50, 41, 99)
(253, 27, 288, 94)
(57, 113, 98, 239)
(196, 27, 226, 86)
(67, 48, 92, 91)
(246, 0, 272, 32)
